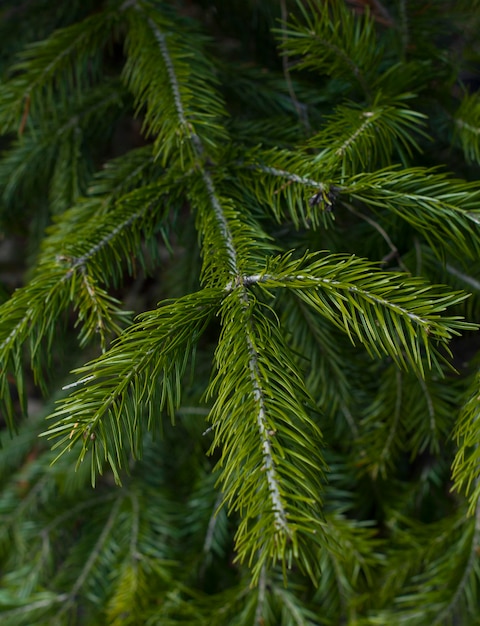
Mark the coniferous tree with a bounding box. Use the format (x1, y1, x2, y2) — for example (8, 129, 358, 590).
(1, 0, 480, 623)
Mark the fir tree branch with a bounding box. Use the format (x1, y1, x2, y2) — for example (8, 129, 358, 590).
(0, 8, 118, 132)
(307, 96, 427, 174)
(281, 0, 382, 98)
(0, 595, 68, 620)
(45, 289, 220, 483)
(123, 0, 228, 163)
(209, 291, 326, 581)
(454, 91, 480, 164)
(243, 152, 480, 260)
(452, 374, 480, 513)
(57, 496, 123, 616)
(0, 178, 172, 426)
(124, 0, 247, 281)
(346, 168, 480, 259)
(228, 252, 472, 374)
(378, 369, 402, 474)
(279, 0, 310, 132)
(431, 501, 480, 625)
(1, 0, 479, 618)
(387, 509, 480, 624)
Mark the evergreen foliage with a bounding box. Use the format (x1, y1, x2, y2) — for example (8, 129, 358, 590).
(1, 0, 480, 623)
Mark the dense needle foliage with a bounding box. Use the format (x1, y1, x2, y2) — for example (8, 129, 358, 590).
(1, 0, 480, 623)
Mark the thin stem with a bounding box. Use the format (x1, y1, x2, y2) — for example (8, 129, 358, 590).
(203, 490, 224, 556)
(0, 595, 68, 618)
(379, 369, 402, 465)
(129, 491, 141, 562)
(246, 162, 326, 189)
(446, 263, 480, 292)
(280, 0, 310, 131)
(343, 201, 408, 271)
(398, 0, 409, 54)
(243, 298, 289, 532)
(58, 496, 123, 615)
(370, 0, 394, 27)
(254, 564, 268, 625)
(417, 374, 436, 440)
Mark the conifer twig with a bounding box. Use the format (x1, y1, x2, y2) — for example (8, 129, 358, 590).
(58, 497, 123, 615)
(343, 201, 408, 270)
(141, 3, 291, 541)
(280, 0, 310, 131)
(255, 564, 267, 625)
(432, 499, 480, 625)
(244, 303, 289, 532)
(143, 9, 239, 274)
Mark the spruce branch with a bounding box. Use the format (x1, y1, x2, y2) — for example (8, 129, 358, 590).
(0, 7, 118, 133)
(452, 373, 480, 514)
(0, 268, 128, 428)
(0, 594, 68, 625)
(121, 0, 324, 584)
(0, 0, 479, 620)
(281, 0, 382, 98)
(358, 366, 405, 479)
(307, 95, 427, 174)
(430, 504, 480, 625)
(243, 151, 480, 261)
(385, 508, 480, 625)
(0, 179, 174, 427)
(45, 289, 220, 484)
(246, 252, 473, 374)
(454, 91, 480, 164)
(208, 290, 326, 582)
(280, 292, 357, 420)
(123, 0, 228, 165)
(57, 496, 123, 617)
(123, 0, 256, 283)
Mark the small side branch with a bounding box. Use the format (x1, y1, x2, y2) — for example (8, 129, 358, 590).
(379, 369, 402, 465)
(280, 0, 310, 131)
(59, 206, 150, 278)
(335, 114, 374, 156)
(226, 272, 430, 327)
(58, 497, 123, 615)
(344, 201, 408, 270)
(432, 500, 480, 625)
